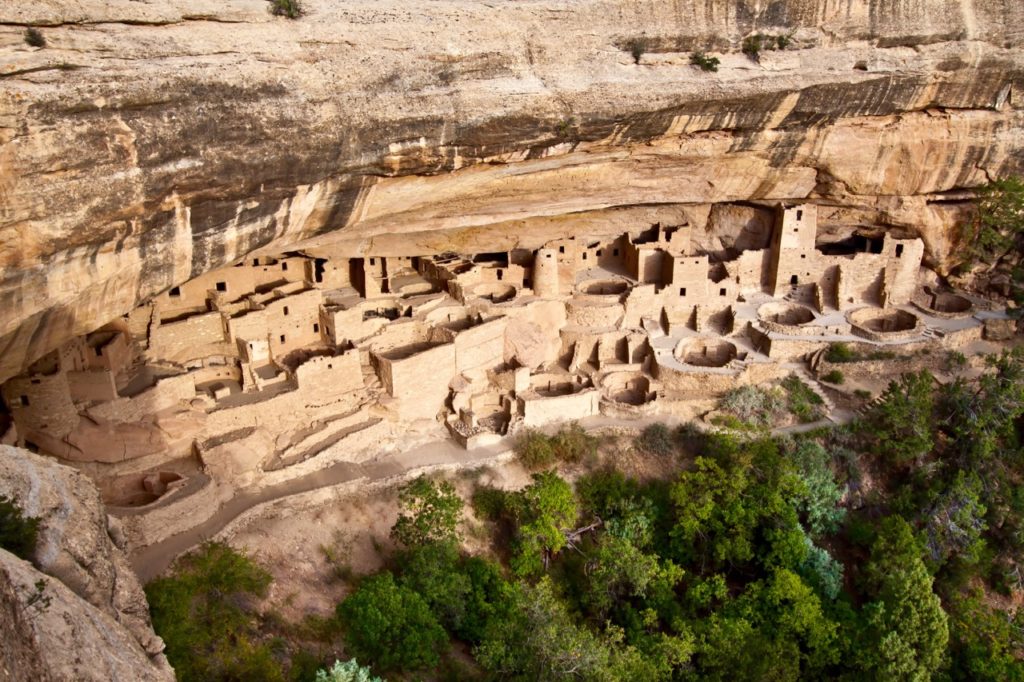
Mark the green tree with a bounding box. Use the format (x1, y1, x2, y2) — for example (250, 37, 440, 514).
(476, 577, 613, 680)
(390, 475, 463, 547)
(145, 542, 281, 682)
(863, 371, 935, 467)
(510, 471, 578, 577)
(337, 572, 448, 672)
(584, 534, 684, 618)
(857, 517, 949, 681)
(788, 440, 846, 536)
(0, 494, 40, 561)
(948, 591, 1024, 681)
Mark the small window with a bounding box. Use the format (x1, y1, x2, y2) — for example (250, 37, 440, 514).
(613, 248, 620, 256)
(370, 258, 376, 266)
(95, 345, 103, 357)
(282, 262, 288, 271)
(30, 379, 40, 385)
(790, 275, 799, 285)
(680, 287, 687, 296)
(253, 259, 259, 266)
(216, 281, 227, 292)
(582, 253, 587, 260)
(545, 253, 552, 259)
(279, 334, 286, 343)
(169, 286, 181, 298)
(313, 323, 320, 333)
(597, 250, 603, 257)
(895, 244, 904, 258)
(20, 395, 29, 407)
(497, 270, 503, 281)
(796, 209, 803, 220)
(283, 306, 289, 316)
(559, 246, 565, 254)
(719, 288, 727, 296)
(800, 254, 806, 259)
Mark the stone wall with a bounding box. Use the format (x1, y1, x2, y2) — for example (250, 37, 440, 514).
(520, 389, 600, 427)
(149, 312, 228, 363)
(87, 374, 196, 424)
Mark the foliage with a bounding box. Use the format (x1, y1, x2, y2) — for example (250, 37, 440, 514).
(690, 52, 720, 72)
(719, 385, 785, 427)
(967, 176, 1024, 265)
(862, 371, 935, 467)
(922, 471, 987, 568)
(798, 534, 844, 600)
(782, 374, 826, 423)
(625, 37, 648, 64)
(315, 659, 382, 682)
(337, 572, 448, 672)
(635, 422, 676, 457)
(145, 542, 281, 682)
(826, 342, 857, 362)
(947, 591, 1024, 681)
(0, 494, 40, 561)
(24, 28, 46, 48)
(742, 33, 792, 60)
(510, 471, 578, 576)
(857, 517, 949, 681)
(788, 440, 846, 536)
(269, 0, 302, 19)
(515, 423, 598, 470)
(822, 369, 844, 384)
(475, 577, 615, 680)
(514, 428, 556, 469)
(390, 475, 463, 547)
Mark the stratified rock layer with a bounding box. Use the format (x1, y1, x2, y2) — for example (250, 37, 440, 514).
(1, 0, 1023, 382)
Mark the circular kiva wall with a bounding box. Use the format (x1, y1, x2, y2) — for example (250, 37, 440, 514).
(757, 301, 816, 334)
(104, 471, 184, 508)
(673, 338, 738, 368)
(848, 307, 923, 341)
(471, 282, 516, 303)
(601, 371, 654, 405)
(577, 279, 630, 296)
(913, 287, 972, 319)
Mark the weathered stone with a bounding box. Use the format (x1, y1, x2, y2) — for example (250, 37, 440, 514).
(983, 317, 1018, 341)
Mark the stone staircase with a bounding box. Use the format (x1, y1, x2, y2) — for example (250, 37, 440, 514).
(790, 366, 836, 414)
(922, 325, 946, 340)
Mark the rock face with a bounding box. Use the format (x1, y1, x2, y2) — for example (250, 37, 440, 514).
(0, 445, 173, 680)
(1, 0, 1023, 382)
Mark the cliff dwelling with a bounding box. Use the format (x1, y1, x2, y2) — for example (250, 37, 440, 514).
(0, 202, 1012, 527)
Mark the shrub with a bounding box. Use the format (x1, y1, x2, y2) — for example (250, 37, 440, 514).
(269, 0, 302, 19)
(0, 495, 40, 561)
(825, 342, 856, 363)
(822, 370, 845, 385)
(337, 572, 448, 672)
(854, 389, 872, 400)
(719, 385, 786, 427)
(24, 28, 46, 48)
(636, 422, 675, 456)
(550, 422, 599, 463)
(690, 52, 720, 72)
(316, 659, 382, 682)
(776, 33, 794, 49)
(782, 374, 825, 423)
(145, 542, 280, 682)
(390, 476, 463, 547)
(742, 34, 765, 59)
(626, 37, 648, 64)
(515, 428, 556, 469)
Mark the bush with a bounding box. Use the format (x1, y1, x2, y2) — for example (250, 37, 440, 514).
(822, 370, 845, 385)
(550, 422, 599, 463)
(782, 375, 826, 423)
(269, 0, 302, 19)
(690, 52, 720, 72)
(719, 385, 786, 427)
(825, 342, 856, 363)
(854, 389, 872, 400)
(515, 429, 556, 469)
(24, 28, 45, 48)
(0, 495, 40, 561)
(626, 37, 648, 64)
(636, 422, 676, 456)
(315, 659, 382, 682)
(742, 34, 766, 59)
(337, 572, 448, 672)
(390, 476, 463, 547)
(146, 542, 280, 682)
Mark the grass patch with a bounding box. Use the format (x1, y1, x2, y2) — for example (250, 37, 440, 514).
(826, 342, 898, 363)
(719, 385, 786, 428)
(514, 423, 598, 470)
(690, 52, 720, 72)
(635, 422, 677, 456)
(269, 0, 301, 19)
(782, 374, 826, 423)
(822, 370, 845, 385)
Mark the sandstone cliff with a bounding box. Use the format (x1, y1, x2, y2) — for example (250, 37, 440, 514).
(0, 445, 174, 680)
(1, 0, 1023, 382)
